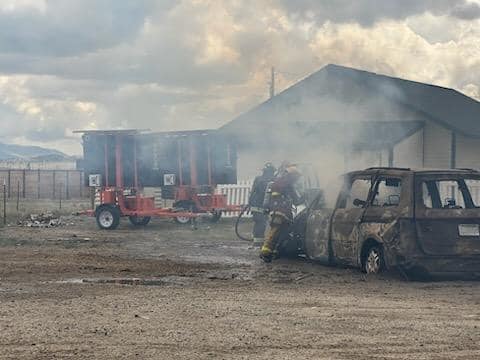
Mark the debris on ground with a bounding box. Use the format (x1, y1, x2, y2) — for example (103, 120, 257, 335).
(18, 212, 62, 228)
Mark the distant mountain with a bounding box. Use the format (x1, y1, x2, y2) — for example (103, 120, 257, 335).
(0, 142, 70, 161)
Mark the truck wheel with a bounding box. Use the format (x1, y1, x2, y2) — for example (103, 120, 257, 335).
(96, 205, 120, 230)
(210, 211, 222, 223)
(129, 216, 151, 226)
(363, 245, 385, 274)
(174, 201, 196, 225)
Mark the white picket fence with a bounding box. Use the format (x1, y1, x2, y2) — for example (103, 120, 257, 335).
(216, 180, 253, 217)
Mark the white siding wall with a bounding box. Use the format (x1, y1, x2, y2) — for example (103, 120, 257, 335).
(345, 149, 386, 171)
(455, 134, 480, 170)
(423, 121, 452, 169)
(393, 129, 423, 168)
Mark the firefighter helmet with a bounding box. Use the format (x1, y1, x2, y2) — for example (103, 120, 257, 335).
(262, 162, 276, 175)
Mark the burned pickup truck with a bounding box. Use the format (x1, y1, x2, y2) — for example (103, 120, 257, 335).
(290, 167, 480, 278)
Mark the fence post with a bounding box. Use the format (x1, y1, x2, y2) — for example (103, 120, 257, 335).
(59, 183, 62, 209)
(7, 170, 11, 198)
(16, 180, 20, 212)
(3, 179, 6, 225)
(52, 170, 56, 199)
(37, 169, 41, 199)
(65, 171, 70, 200)
(22, 169, 26, 198)
(90, 187, 95, 210)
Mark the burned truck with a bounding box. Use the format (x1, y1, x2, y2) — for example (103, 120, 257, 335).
(291, 167, 480, 278)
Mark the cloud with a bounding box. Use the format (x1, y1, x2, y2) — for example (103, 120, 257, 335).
(277, 0, 480, 26)
(450, 1, 480, 19)
(0, 0, 157, 56)
(0, 0, 479, 155)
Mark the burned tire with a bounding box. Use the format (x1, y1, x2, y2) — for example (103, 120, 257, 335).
(174, 201, 196, 225)
(210, 211, 222, 223)
(96, 205, 120, 230)
(362, 245, 385, 274)
(128, 216, 151, 226)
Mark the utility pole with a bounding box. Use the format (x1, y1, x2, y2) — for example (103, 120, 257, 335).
(269, 66, 275, 99)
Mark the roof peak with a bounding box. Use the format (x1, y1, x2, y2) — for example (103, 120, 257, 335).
(320, 63, 455, 93)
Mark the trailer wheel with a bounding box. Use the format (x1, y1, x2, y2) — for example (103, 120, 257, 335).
(173, 201, 196, 225)
(128, 216, 151, 226)
(210, 211, 222, 223)
(96, 205, 120, 230)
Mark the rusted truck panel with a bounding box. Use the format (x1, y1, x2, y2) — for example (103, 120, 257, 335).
(300, 167, 480, 278)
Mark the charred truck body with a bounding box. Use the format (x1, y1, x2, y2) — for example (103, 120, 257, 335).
(291, 167, 480, 279)
(79, 129, 239, 228)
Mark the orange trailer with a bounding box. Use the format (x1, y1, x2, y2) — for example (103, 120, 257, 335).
(76, 130, 198, 230)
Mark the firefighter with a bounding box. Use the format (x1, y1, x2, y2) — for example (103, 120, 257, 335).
(260, 163, 303, 262)
(248, 162, 276, 246)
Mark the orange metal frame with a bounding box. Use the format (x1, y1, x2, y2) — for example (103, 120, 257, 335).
(80, 129, 243, 218)
(93, 132, 197, 219)
(174, 135, 244, 213)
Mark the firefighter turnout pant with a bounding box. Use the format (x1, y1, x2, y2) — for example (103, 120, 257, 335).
(252, 210, 267, 246)
(260, 213, 289, 261)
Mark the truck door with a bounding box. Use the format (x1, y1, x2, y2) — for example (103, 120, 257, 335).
(330, 175, 372, 265)
(415, 176, 480, 256)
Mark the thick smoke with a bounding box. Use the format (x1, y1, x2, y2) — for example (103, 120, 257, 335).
(223, 65, 423, 206)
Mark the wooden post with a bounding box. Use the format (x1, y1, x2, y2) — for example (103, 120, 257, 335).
(90, 187, 95, 210)
(16, 181, 20, 212)
(59, 183, 62, 209)
(3, 179, 6, 225)
(22, 170, 26, 198)
(7, 170, 11, 198)
(66, 171, 70, 200)
(52, 170, 56, 199)
(37, 169, 41, 199)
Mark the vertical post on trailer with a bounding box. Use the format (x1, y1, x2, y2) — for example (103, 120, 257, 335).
(115, 134, 123, 188)
(104, 135, 109, 187)
(189, 136, 198, 186)
(133, 135, 139, 189)
(177, 139, 183, 185)
(133, 135, 139, 208)
(207, 141, 212, 186)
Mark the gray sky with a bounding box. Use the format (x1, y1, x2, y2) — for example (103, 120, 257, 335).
(1, 0, 480, 154)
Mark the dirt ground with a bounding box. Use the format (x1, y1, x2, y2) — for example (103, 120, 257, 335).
(0, 216, 478, 360)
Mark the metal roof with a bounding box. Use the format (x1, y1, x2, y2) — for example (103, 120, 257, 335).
(221, 64, 480, 140)
(346, 167, 480, 176)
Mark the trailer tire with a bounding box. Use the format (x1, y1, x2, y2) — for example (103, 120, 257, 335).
(128, 216, 151, 226)
(96, 205, 120, 230)
(173, 201, 196, 225)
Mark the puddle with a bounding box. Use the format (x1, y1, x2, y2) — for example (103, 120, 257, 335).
(56, 276, 189, 286)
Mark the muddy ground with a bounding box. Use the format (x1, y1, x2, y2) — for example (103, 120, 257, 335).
(0, 216, 478, 359)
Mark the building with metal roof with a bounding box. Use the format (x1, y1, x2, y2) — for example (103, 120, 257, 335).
(220, 64, 480, 178)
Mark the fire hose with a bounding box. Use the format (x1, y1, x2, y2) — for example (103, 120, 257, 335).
(235, 204, 254, 242)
